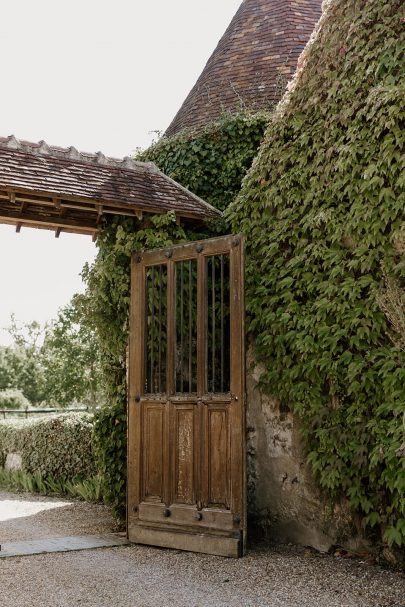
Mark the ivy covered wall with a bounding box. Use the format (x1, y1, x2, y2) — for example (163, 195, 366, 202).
(227, 0, 405, 548)
(138, 112, 269, 215)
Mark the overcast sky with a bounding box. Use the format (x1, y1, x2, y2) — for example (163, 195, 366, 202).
(0, 0, 241, 345)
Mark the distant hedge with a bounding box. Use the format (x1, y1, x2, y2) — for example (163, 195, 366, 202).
(0, 414, 96, 481)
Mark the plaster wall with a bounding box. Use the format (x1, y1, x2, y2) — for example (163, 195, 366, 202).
(246, 348, 355, 552)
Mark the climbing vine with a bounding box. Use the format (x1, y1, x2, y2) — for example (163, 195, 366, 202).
(227, 0, 405, 547)
(84, 113, 268, 516)
(137, 111, 269, 215)
(79, 213, 188, 516)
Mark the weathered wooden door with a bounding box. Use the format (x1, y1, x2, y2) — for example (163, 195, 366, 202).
(128, 235, 245, 557)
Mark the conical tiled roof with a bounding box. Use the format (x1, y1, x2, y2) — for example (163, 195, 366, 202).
(166, 0, 322, 137)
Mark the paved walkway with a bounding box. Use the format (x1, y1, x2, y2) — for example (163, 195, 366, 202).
(0, 491, 404, 607)
(0, 533, 129, 558)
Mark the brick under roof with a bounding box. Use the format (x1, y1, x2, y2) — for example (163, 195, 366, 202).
(166, 0, 322, 136)
(0, 136, 219, 236)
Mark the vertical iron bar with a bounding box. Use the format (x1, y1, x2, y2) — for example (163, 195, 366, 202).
(197, 254, 207, 398)
(166, 260, 176, 397)
(189, 260, 192, 393)
(221, 255, 224, 393)
(144, 272, 149, 392)
(158, 265, 162, 393)
(180, 261, 184, 393)
(212, 257, 216, 393)
(151, 267, 155, 392)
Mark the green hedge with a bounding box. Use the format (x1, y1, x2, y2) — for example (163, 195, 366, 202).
(0, 414, 96, 481)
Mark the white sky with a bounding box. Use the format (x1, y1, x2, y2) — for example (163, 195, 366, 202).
(0, 0, 241, 345)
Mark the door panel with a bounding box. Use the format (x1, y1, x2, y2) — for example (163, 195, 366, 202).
(128, 235, 245, 557)
(171, 403, 197, 505)
(142, 403, 165, 502)
(204, 404, 230, 508)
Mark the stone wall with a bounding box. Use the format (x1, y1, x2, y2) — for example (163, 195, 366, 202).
(246, 348, 361, 552)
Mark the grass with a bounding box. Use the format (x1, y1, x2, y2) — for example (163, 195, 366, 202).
(0, 468, 103, 503)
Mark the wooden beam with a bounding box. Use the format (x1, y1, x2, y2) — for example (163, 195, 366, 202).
(55, 227, 62, 238)
(0, 187, 209, 222)
(96, 205, 103, 225)
(16, 223, 22, 233)
(0, 209, 97, 233)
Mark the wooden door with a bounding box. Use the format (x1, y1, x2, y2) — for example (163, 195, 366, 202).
(128, 235, 245, 557)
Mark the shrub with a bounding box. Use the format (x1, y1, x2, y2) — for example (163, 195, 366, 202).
(138, 111, 269, 215)
(0, 388, 30, 410)
(0, 413, 96, 481)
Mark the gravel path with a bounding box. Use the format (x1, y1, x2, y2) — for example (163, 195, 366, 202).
(1, 491, 404, 607)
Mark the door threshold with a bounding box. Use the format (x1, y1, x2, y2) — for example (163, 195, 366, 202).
(128, 524, 241, 558)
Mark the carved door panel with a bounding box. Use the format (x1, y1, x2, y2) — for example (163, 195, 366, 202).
(128, 235, 245, 557)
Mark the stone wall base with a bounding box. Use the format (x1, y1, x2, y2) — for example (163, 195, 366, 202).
(246, 348, 367, 553)
(4, 452, 22, 472)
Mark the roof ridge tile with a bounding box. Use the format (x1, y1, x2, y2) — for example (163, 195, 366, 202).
(0, 135, 152, 172)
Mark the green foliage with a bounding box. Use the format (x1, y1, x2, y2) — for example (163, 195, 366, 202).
(227, 0, 405, 546)
(82, 213, 188, 517)
(0, 317, 46, 404)
(0, 414, 96, 481)
(0, 308, 102, 408)
(0, 388, 30, 409)
(41, 302, 104, 407)
(65, 476, 103, 502)
(0, 468, 103, 502)
(93, 402, 127, 518)
(138, 111, 269, 216)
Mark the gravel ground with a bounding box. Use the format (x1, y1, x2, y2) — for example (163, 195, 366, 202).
(0, 491, 404, 607)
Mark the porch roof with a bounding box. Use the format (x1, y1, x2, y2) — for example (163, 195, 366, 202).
(0, 136, 220, 237)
